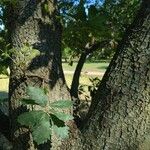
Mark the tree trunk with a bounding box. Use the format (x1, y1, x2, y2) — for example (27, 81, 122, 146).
(61, 0, 150, 149)
(8, 0, 71, 149)
(70, 52, 87, 116)
(70, 41, 108, 119)
(80, 0, 150, 149)
(8, 0, 150, 149)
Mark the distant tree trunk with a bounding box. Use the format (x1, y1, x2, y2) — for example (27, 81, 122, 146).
(8, 1, 71, 149)
(70, 51, 87, 116)
(70, 41, 108, 118)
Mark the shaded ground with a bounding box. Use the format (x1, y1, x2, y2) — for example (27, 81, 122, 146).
(0, 91, 8, 99)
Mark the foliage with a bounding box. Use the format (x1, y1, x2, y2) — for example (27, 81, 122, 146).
(61, 0, 140, 60)
(78, 77, 101, 101)
(0, 30, 11, 75)
(62, 1, 111, 55)
(0, 0, 141, 74)
(88, 77, 101, 97)
(0, 0, 17, 5)
(18, 86, 73, 145)
(78, 84, 90, 102)
(0, 4, 11, 75)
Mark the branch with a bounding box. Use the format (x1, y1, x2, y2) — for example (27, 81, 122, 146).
(84, 40, 109, 55)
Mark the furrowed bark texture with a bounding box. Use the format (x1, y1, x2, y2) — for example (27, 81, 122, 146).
(8, 0, 150, 150)
(78, 0, 150, 149)
(8, 0, 72, 149)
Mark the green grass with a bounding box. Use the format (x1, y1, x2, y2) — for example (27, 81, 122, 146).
(65, 74, 94, 87)
(62, 61, 109, 72)
(0, 75, 9, 99)
(0, 61, 109, 99)
(63, 61, 109, 87)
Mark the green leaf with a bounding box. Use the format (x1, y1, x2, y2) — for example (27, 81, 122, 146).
(52, 125, 69, 139)
(50, 114, 65, 127)
(26, 86, 48, 107)
(50, 100, 73, 109)
(44, 4, 49, 13)
(21, 98, 38, 105)
(18, 110, 51, 145)
(53, 112, 74, 122)
(32, 120, 51, 145)
(17, 110, 46, 127)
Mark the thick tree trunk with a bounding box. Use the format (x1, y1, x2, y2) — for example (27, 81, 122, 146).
(8, 1, 71, 149)
(80, 0, 150, 149)
(8, 0, 150, 149)
(61, 0, 150, 149)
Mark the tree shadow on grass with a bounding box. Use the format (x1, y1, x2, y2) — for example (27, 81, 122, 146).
(0, 91, 8, 99)
(97, 66, 108, 70)
(0, 91, 9, 116)
(0, 91, 10, 140)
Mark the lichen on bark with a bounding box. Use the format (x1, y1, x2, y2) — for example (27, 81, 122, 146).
(11, 45, 40, 69)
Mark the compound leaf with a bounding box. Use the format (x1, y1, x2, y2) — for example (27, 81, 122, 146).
(52, 125, 69, 139)
(52, 111, 74, 122)
(26, 86, 48, 107)
(32, 120, 51, 145)
(21, 98, 38, 105)
(18, 110, 46, 127)
(50, 114, 65, 127)
(50, 100, 73, 109)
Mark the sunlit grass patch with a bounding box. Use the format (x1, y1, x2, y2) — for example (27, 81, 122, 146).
(0, 75, 9, 99)
(62, 61, 109, 72)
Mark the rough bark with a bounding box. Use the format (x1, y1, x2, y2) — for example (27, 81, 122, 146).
(80, 0, 150, 149)
(7, 0, 150, 149)
(61, 0, 150, 149)
(8, 0, 71, 149)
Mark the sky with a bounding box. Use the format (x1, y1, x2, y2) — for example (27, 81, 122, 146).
(0, 7, 4, 31)
(0, 0, 105, 30)
(74, 0, 104, 6)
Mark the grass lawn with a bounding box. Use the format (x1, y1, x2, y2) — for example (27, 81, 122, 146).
(0, 61, 109, 98)
(65, 74, 100, 87)
(0, 75, 9, 99)
(62, 61, 109, 72)
(63, 61, 109, 87)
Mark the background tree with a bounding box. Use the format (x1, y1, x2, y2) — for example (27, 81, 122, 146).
(60, 0, 141, 116)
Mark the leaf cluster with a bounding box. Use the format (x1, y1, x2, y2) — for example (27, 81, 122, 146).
(61, 0, 140, 60)
(18, 86, 73, 145)
(0, 30, 11, 75)
(0, 0, 18, 6)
